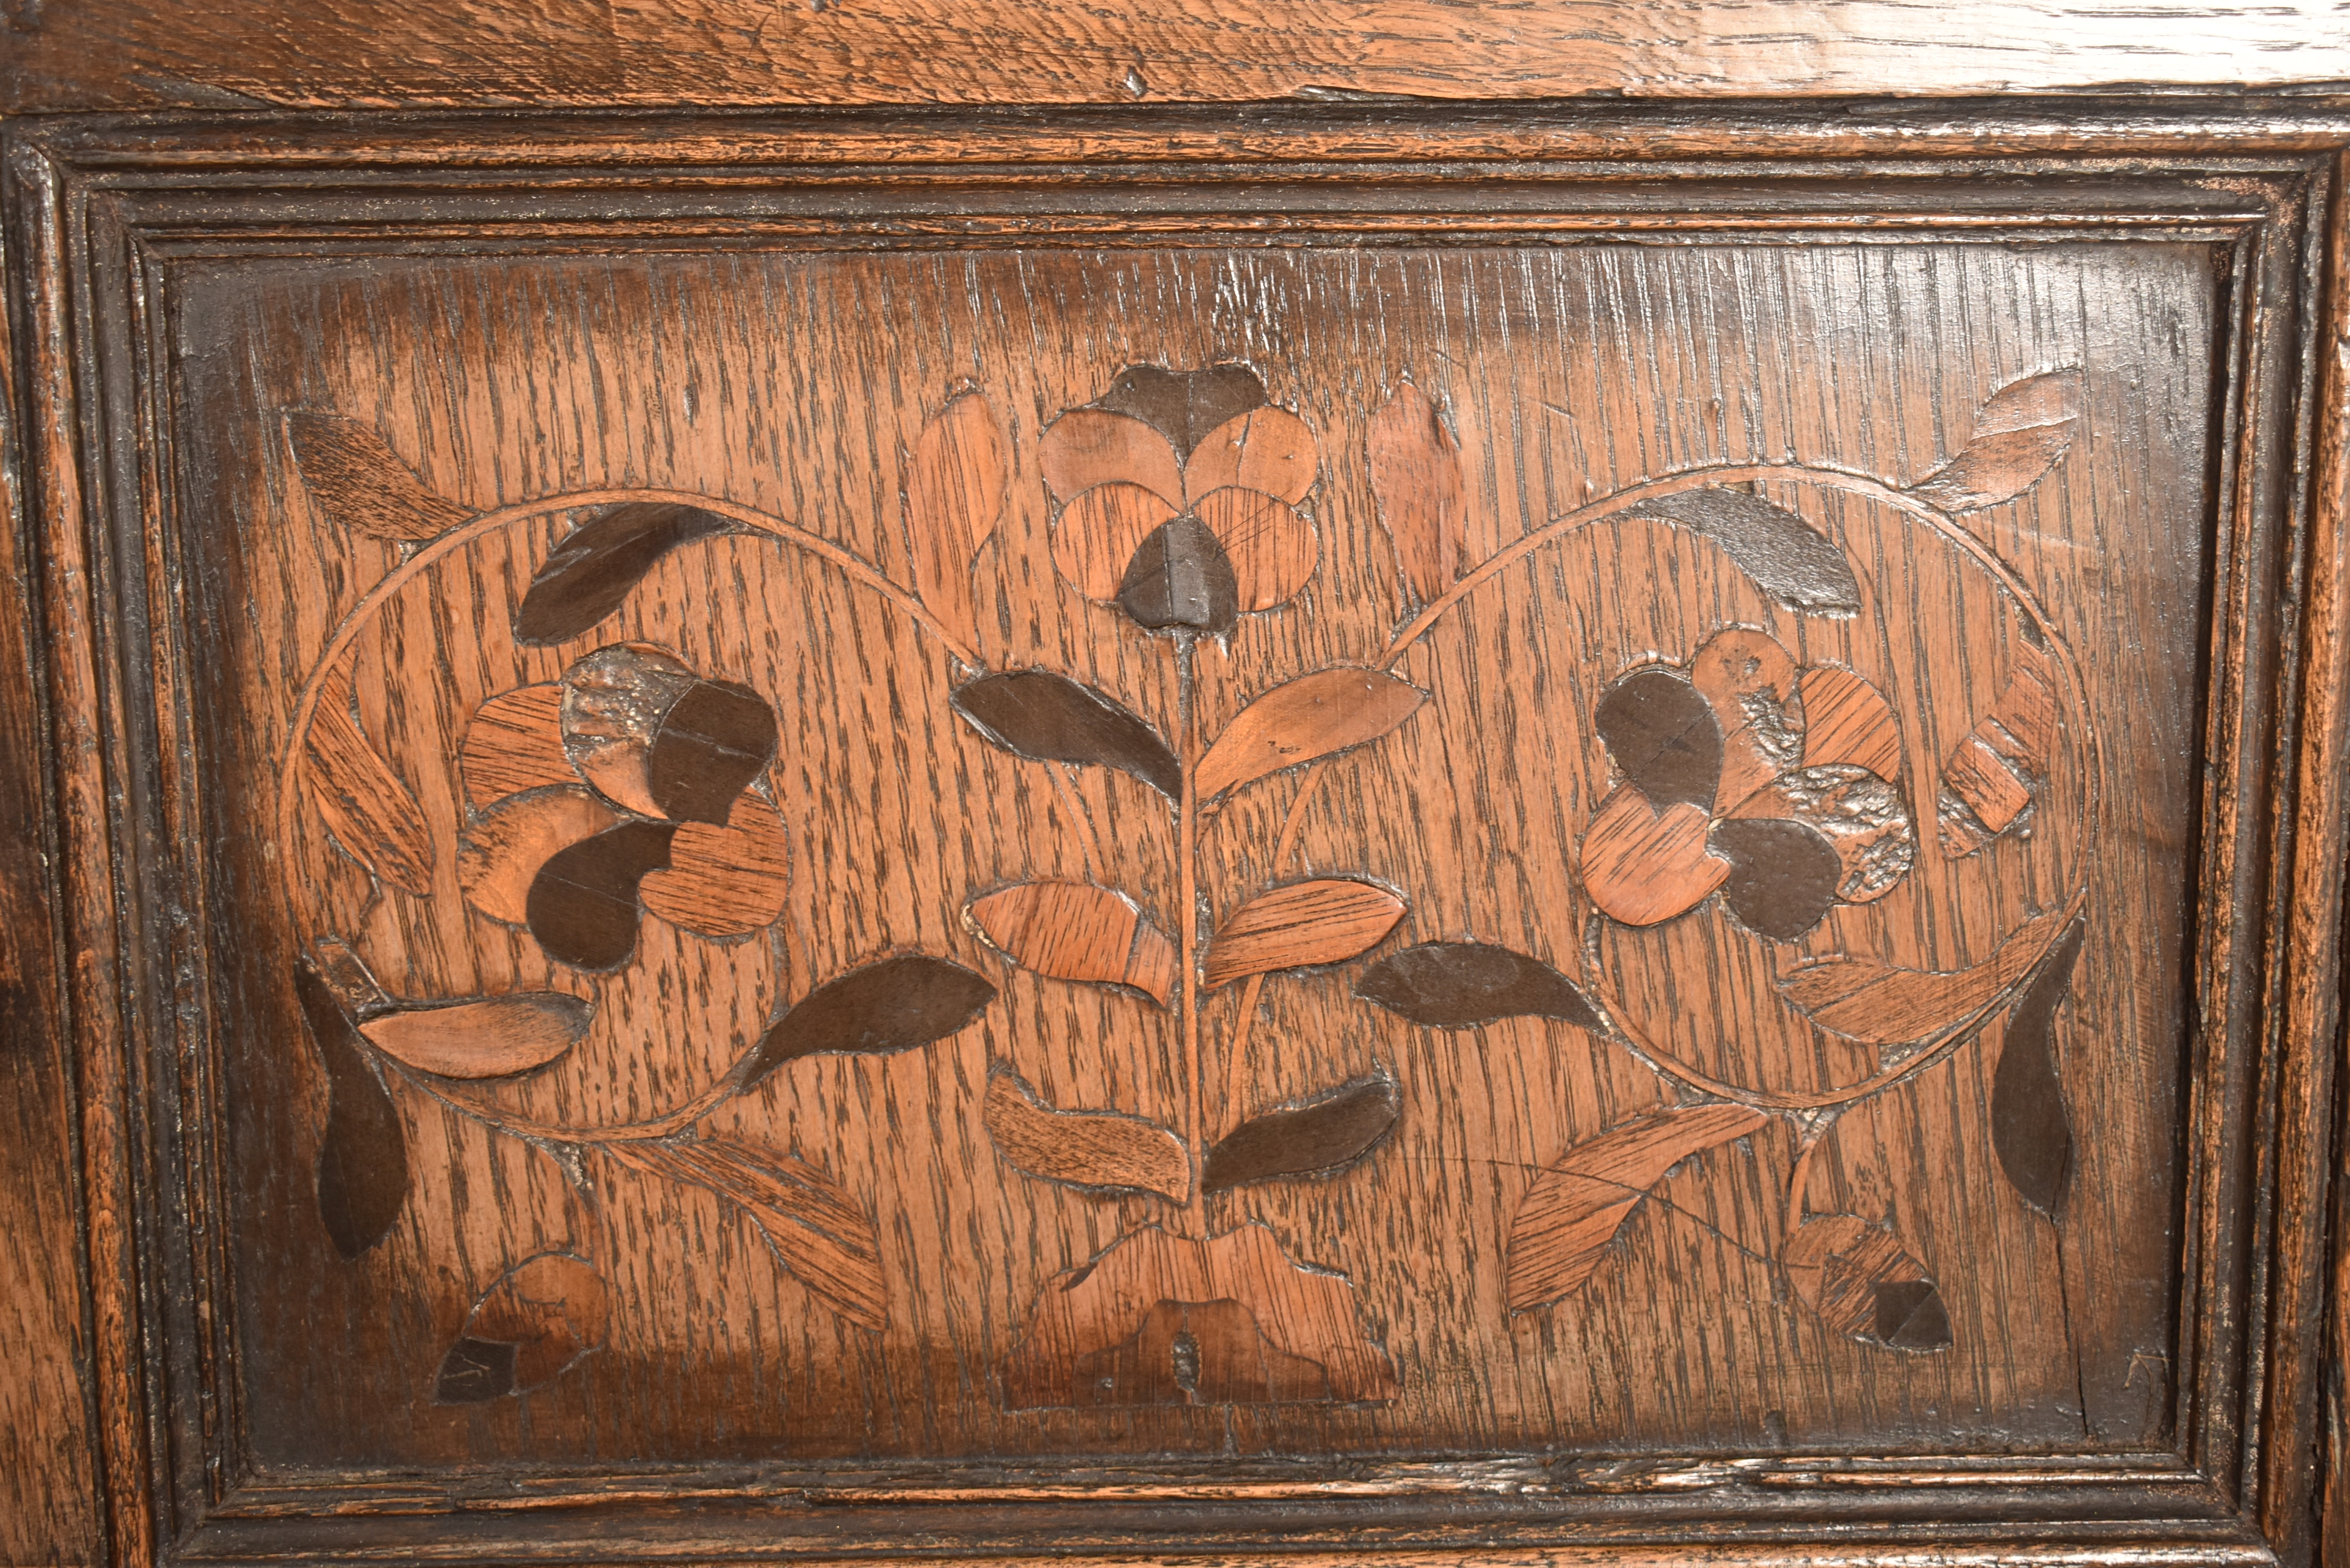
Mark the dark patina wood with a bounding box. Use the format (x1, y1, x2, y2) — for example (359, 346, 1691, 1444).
(1, 40, 2346, 1568)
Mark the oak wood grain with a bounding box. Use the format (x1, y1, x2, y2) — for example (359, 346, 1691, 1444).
(0, 196, 100, 1568)
(159, 237, 2206, 1467)
(6, 107, 2345, 1568)
(5, 0, 2348, 112)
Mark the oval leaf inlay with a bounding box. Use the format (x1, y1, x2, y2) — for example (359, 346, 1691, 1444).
(738, 954, 996, 1091)
(983, 1068, 1190, 1201)
(1507, 1103, 1767, 1313)
(951, 670, 1181, 800)
(1202, 1074, 1400, 1192)
(1625, 488, 1862, 615)
(1203, 879, 1405, 990)
(1992, 917, 2085, 1218)
(513, 502, 733, 645)
(362, 993, 593, 1080)
(295, 959, 409, 1260)
(604, 1138, 888, 1330)
(1355, 941, 1604, 1031)
(1193, 667, 1426, 802)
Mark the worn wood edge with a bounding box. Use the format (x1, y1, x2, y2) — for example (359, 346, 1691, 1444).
(166, 1511, 2280, 1565)
(3, 132, 151, 1566)
(0, 119, 102, 1568)
(2168, 199, 2288, 1505)
(206, 1451, 2209, 1508)
(2278, 151, 2350, 1567)
(2179, 163, 2350, 1532)
(3, 0, 2348, 117)
(174, 1472, 2272, 1553)
(16, 97, 2350, 174)
(125, 142, 250, 1532)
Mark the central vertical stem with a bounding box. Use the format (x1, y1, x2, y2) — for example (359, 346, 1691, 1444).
(1175, 633, 1205, 1224)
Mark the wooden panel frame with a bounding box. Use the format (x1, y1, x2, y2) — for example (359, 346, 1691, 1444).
(4, 99, 2346, 1566)
(4, 2, 2349, 113)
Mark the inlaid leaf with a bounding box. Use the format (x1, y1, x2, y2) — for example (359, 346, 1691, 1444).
(434, 1252, 610, 1402)
(905, 390, 1007, 655)
(559, 643, 699, 817)
(1194, 667, 1427, 802)
(1355, 941, 1604, 1032)
(951, 669, 1181, 800)
(1992, 917, 2085, 1218)
(1625, 488, 1862, 615)
(1506, 1103, 1767, 1313)
(967, 882, 1177, 1006)
(1366, 381, 1465, 608)
(982, 1067, 1189, 1201)
(1596, 667, 1723, 810)
(736, 954, 996, 1092)
(361, 994, 592, 1079)
(524, 821, 677, 971)
(285, 411, 473, 543)
(1782, 1215, 1952, 1352)
(295, 958, 408, 1260)
(647, 679, 777, 826)
(1709, 816, 1841, 941)
(1202, 878, 1406, 990)
(303, 659, 435, 896)
(1202, 1074, 1399, 1192)
(1777, 907, 2064, 1045)
(1908, 368, 2082, 512)
(458, 787, 620, 926)
(605, 1138, 887, 1330)
(513, 502, 732, 645)
(1118, 515, 1239, 635)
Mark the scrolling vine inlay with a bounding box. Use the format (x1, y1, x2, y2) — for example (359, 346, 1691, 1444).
(277, 353, 2092, 1411)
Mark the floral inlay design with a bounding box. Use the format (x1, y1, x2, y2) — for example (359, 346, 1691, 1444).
(1580, 627, 1918, 940)
(1042, 364, 1321, 629)
(276, 353, 2093, 1406)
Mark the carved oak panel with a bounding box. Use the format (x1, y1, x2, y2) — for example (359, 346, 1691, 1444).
(8, 108, 2343, 1563)
(211, 241, 2183, 1462)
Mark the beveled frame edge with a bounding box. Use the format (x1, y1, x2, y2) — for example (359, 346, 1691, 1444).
(2, 98, 2343, 1568)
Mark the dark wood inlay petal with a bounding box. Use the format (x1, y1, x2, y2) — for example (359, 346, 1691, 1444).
(648, 679, 778, 826)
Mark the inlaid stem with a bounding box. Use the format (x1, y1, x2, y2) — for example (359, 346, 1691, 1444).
(1175, 632, 1206, 1224)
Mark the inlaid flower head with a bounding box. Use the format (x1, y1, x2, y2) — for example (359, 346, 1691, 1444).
(1042, 364, 1319, 635)
(1578, 627, 1917, 941)
(455, 643, 791, 970)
